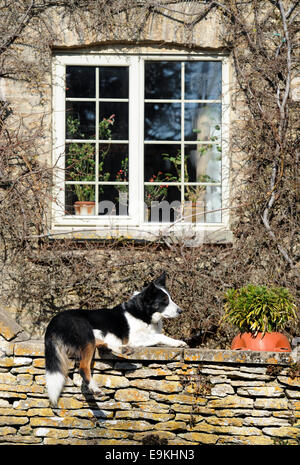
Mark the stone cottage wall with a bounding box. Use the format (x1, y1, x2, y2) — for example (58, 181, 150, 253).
(0, 311, 299, 445)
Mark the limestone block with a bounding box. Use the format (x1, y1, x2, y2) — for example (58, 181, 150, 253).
(237, 386, 285, 397)
(0, 310, 29, 341)
(217, 435, 273, 445)
(34, 427, 69, 438)
(179, 432, 218, 444)
(0, 373, 17, 385)
(190, 422, 262, 436)
(130, 378, 182, 393)
(94, 374, 130, 389)
(211, 383, 235, 397)
(254, 398, 289, 410)
(126, 367, 173, 378)
(14, 340, 44, 356)
(262, 426, 299, 438)
(114, 388, 150, 402)
(243, 417, 290, 427)
(0, 435, 42, 444)
(278, 376, 300, 388)
(30, 416, 95, 429)
(208, 395, 253, 409)
(0, 341, 14, 356)
(116, 410, 175, 422)
(286, 390, 300, 399)
(0, 416, 28, 426)
(0, 427, 17, 436)
(104, 419, 154, 431)
(13, 398, 49, 409)
(153, 420, 187, 431)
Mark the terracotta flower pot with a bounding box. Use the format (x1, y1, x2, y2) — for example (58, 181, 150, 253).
(74, 201, 95, 216)
(231, 332, 291, 352)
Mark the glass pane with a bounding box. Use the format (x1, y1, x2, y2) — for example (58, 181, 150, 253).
(65, 185, 95, 215)
(66, 143, 95, 182)
(145, 186, 181, 223)
(184, 185, 221, 223)
(98, 185, 128, 216)
(66, 66, 95, 98)
(99, 66, 129, 99)
(99, 103, 128, 140)
(145, 103, 181, 141)
(98, 143, 128, 182)
(66, 102, 96, 139)
(185, 61, 222, 100)
(185, 144, 221, 184)
(145, 61, 181, 99)
(184, 103, 221, 141)
(144, 144, 181, 182)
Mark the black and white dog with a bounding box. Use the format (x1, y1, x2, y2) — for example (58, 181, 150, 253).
(44, 273, 187, 405)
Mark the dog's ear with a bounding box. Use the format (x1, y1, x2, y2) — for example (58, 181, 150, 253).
(142, 281, 157, 305)
(154, 272, 167, 287)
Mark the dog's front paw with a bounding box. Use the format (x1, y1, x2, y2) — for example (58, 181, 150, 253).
(175, 340, 187, 347)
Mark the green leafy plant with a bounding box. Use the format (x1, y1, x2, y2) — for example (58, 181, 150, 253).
(223, 284, 297, 335)
(66, 114, 116, 201)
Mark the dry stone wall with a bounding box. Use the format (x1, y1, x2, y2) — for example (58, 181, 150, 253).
(0, 311, 299, 445)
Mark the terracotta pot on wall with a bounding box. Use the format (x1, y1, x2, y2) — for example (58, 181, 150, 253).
(231, 332, 291, 352)
(74, 201, 95, 216)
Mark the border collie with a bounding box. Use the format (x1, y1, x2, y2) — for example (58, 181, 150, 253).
(44, 272, 186, 405)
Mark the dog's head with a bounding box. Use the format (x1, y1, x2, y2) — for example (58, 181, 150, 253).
(138, 272, 183, 323)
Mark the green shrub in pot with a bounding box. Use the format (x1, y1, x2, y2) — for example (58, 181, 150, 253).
(223, 284, 297, 336)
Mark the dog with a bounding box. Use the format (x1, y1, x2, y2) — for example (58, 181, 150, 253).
(44, 272, 187, 406)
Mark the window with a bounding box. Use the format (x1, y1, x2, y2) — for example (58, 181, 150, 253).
(52, 52, 230, 240)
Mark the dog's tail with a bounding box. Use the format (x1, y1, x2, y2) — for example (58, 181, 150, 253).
(45, 334, 69, 406)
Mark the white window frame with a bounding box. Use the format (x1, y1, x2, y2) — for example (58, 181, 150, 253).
(51, 51, 230, 242)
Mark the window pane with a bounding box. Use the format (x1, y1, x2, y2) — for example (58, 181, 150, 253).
(184, 103, 221, 141)
(66, 102, 96, 139)
(99, 66, 129, 99)
(184, 185, 221, 223)
(185, 61, 222, 100)
(66, 66, 95, 98)
(99, 103, 128, 140)
(99, 143, 128, 182)
(66, 143, 95, 182)
(185, 144, 221, 184)
(98, 185, 128, 216)
(145, 103, 181, 141)
(144, 144, 181, 182)
(65, 185, 95, 215)
(145, 186, 181, 223)
(145, 61, 181, 99)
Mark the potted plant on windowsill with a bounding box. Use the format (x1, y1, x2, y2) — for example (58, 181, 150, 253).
(223, 284, 297, 352)
(66, 115, 114, 215)
(66, 141, 97, 216)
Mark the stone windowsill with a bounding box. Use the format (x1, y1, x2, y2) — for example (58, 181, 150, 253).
(12, 339, 297, 365)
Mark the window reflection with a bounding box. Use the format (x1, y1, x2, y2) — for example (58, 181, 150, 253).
(145, 61, 181, 99)
(184, 103, 221, 141)
(185, 61, 222, 100)
(145, 103, 181, 141)
(66, 66, 95, 98)
(99, 67, 129, 99)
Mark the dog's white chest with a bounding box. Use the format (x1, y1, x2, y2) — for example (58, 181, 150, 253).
(125, 312, 158, 346)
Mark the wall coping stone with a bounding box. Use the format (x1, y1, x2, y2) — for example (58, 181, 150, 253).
(0, 310, 30, 342)
(11, 339, 297, 365)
